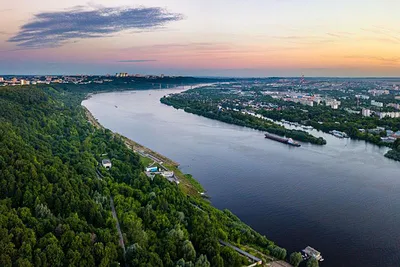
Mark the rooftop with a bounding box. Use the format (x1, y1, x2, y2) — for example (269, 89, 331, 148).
(102, 159, 111, 164)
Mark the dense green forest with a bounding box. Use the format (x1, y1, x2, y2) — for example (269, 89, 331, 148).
(385, 139, 400, 161)
(160, 94, 326, 145)
(0, 85, 289, 266)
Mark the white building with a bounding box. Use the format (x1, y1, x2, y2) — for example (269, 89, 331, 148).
(369, 89, 390, 96)
(362, 108, 371, 117)
(161, 171, 174, 178)
(101, 159, 112, 169)
(0, 77, 3, 82)
(371, 100, 384, 108)
(20, 79, 30, 85)
(325, 99, 341, 109)
(375, 112, 400, 119)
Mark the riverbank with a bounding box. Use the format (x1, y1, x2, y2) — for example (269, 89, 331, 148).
(83, 104, 207, 197)
(160, 97, 326, 145)
(82, 92, 297, 266)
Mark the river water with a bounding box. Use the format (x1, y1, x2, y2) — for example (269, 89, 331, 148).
(83, 88, 400, 267)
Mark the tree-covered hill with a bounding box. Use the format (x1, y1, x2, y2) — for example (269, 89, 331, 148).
(0, 85, 287, 266)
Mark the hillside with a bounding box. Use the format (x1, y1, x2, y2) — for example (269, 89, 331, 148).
(0, 85, 287, 266)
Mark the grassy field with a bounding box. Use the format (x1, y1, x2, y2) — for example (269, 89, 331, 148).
(139, 155, 154, 167)
(164, 163, 205, 197)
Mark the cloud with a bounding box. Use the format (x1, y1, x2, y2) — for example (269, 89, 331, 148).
(117, 59, 157, 63)
(8, 5, 183, 48)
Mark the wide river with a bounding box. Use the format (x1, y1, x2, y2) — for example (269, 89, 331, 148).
(83, 88, 400, 267)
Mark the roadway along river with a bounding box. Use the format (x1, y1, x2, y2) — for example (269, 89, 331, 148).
(83, 88, 400, 267)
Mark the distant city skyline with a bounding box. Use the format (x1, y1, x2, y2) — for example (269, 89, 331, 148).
(1, 0, 400, 76)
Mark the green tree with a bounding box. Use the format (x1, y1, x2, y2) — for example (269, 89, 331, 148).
(195, 254, 210, 267)
(307, 257, 319, 267)
(211, 254, 224, 267)
(289, 252, 303, 267)
(182, 240, 196, 262)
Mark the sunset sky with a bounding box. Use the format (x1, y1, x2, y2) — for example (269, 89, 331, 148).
(1, 0, 400, 76)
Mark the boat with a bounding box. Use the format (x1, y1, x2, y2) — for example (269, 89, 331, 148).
(115, 105, 118, 108)
(329, 130, 348, 138)
(264, 133, 301, 147)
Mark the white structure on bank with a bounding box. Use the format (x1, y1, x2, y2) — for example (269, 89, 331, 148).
(101, 159, 112, 169)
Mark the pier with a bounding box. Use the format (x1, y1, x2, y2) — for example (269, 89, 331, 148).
(302, 246, 324, 262)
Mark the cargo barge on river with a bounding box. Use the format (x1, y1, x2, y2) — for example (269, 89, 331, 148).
(264, 132, 301, 147)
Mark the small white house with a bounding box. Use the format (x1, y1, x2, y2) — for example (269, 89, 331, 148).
(161, 171, 174, 178)
(101, 159, 112, 169)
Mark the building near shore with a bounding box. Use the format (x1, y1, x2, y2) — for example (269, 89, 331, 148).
(303, 246, 323, 261)
(161, 171, 174, 178)
(146, 166, 158, 172)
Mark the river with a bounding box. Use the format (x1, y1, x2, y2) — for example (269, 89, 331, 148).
(83, 88, 400, 267)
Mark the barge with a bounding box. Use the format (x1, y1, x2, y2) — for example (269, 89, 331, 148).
(264, 133, 301, 147)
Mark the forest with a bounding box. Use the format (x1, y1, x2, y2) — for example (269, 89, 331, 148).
(0, 85, 291, 266)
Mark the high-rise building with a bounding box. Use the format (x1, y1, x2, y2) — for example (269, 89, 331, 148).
(362, 108, 371, 117)
(0, 77, 4, 82)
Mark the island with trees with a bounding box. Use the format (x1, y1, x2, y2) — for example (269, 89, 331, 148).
(161, 87, 327, 145)
(161, 79, 400, 161)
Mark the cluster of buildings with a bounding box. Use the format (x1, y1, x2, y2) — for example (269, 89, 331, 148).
(0, 73, 170, 87)
(145, 166, 179, 184)
(359, 127, 400, 143)
(115, 73, 166, 79)
(0, 75, 101, 86)
(362, 100, 400, 119)
(280, 94, 341, 109)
